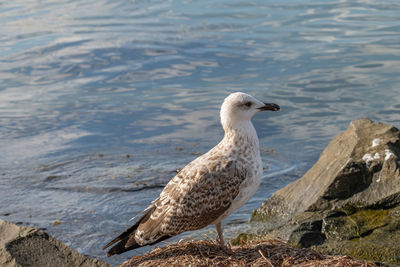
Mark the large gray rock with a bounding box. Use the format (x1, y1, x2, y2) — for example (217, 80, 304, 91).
(250, 119, 400, 266)
(0, 219, 110, 267)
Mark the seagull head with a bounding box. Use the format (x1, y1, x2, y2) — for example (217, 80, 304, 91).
(220, 92, 280, 130)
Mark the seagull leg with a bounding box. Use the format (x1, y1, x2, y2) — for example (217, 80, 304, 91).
(216, 222, 224, 246)
(215, 222, 231, 253)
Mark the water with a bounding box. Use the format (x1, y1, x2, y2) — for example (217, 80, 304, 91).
(1, 0, 400, 265)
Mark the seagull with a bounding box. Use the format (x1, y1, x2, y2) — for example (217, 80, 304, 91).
(103, 92, 280, 256)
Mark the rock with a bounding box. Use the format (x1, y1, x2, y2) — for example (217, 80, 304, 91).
(251, 119, 400, 266)
(0, 219, 110, 267)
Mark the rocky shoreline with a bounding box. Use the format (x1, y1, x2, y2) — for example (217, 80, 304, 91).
(250, 119, 400, 266)
(0, 221, 383, 267)
(1, 119, 399, 266)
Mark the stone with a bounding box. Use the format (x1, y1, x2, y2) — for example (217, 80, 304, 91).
(0, 219, 110, 267)
(250, 119, 400, 266)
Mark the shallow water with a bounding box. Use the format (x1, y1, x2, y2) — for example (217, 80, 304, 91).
(1, 0, 400, 265)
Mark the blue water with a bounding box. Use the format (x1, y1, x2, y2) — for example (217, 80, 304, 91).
(1, 0, 400, 265)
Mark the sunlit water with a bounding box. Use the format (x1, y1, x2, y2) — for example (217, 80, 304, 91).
(1, 0, 400, 265)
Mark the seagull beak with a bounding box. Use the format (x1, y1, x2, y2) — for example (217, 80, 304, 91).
(258, 103, 280, 112)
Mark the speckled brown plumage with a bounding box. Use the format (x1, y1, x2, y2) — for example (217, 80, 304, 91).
(103, 92, 279, 256)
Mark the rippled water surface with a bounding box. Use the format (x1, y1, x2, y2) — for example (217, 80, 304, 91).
(1, 0, 400, 265)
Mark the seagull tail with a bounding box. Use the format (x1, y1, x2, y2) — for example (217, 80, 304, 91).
(103, 220, 142, 256)
(103, 205, 157, 256)
(103, 203, 173, 256)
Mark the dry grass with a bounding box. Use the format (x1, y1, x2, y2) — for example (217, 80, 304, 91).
(120, 239, 384, 267)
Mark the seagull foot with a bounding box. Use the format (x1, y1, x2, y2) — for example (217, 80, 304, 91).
(217, 241, 233, 254)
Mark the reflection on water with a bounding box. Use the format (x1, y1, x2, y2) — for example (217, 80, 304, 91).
(1, 0, 400, 265)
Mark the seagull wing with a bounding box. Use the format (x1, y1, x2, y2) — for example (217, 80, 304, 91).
(104, 155, 248, 256)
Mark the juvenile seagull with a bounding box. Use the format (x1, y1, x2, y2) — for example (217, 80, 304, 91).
(103, 92, 280, 256)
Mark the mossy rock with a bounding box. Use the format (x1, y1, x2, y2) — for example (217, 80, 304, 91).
(315, 236, 400, 265)
(247, 119, 400, 265)
(247, 207, 400, 265)
(322, 209, 391, 241)
(317, 207, 400, 265)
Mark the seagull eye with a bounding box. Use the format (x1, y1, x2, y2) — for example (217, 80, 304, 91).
(245, 102, 252, 107)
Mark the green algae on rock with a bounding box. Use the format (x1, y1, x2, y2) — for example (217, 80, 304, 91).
(316, 206, 400, 265)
